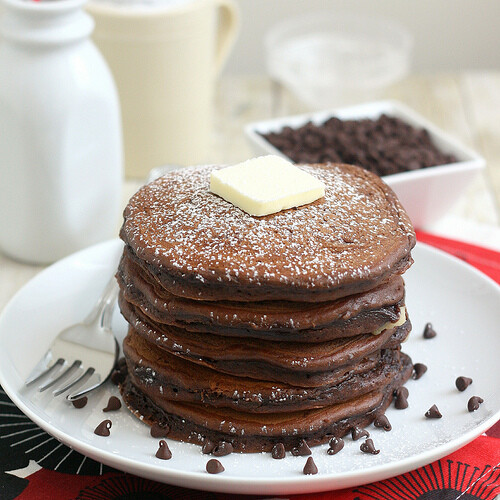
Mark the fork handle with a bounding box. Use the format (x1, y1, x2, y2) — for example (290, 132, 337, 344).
(84, 274, 119, 327)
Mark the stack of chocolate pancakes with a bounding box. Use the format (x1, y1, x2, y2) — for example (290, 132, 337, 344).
(117, 163, 416, 452)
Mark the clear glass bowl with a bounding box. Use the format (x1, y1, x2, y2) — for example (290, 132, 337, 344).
(265, 11, 413, 108)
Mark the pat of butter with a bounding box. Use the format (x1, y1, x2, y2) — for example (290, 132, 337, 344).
(210, 156, 325, 216)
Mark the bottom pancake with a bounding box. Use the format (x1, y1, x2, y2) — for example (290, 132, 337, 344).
(120, 352, 412, 453)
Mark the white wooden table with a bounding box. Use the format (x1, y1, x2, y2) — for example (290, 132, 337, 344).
(1, 73, 499, 314)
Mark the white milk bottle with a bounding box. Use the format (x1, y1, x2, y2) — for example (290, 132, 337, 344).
(0, 0, 122, 264)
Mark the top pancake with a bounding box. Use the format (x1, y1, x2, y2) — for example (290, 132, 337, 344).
(120, 163, 415, 302)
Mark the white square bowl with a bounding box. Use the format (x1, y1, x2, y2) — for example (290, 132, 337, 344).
(244, 100, 486, 229)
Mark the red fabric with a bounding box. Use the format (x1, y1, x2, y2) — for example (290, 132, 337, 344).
(416, 230, 500, 284)
(16, 436, 500, 499)
(13, 231, 500, 499)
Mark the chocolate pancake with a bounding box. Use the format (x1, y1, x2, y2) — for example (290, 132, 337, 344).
(120, 163, 415, 302)
(119, 295, 410, 386)
(118, 250, 405, 341)
(121, 351, 412, 452)
(117, 161, 416, 453)
(124, 332, 406, 413)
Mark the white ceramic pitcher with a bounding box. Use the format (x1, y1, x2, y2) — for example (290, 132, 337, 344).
(87, 0, 239, 178)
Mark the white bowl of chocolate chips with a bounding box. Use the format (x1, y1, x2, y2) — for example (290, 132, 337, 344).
(245, 100, 486, 229)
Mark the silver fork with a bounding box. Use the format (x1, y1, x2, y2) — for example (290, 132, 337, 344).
(25, 275, 119, 402)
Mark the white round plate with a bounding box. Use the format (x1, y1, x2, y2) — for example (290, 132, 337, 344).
(0, 240, 499, 495)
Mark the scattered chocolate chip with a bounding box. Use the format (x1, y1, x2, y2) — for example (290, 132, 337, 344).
(291, 439, 311, 456)
(425, 404, 442, 419)
(327, 437, 344, 455)
(150, 423, 170, 438)
(103, 396, 121, 412)
(206, 459, 224, 474)
(212, 441, 233, 457)
(303, 457, 318, 475)
(394, 387, 409, 409)
(155, 440, 172, 460)
(468, 396, 484, 412)
(413, 363, 428, 380)
(374, 414, 392, 431)
(423, 323, 437, 339)
(201, 438, 216, 455)
(360, 438, 380, 455)
(456, 376, 473, 392)
(72, 397, 88, 409)
(110, 369, 126, 386)
(111, 358, 127, 385)
(351, 426, 370, 441)
(271, 443, 286, 459)
(395, 386, 409, 398)
(94, 419, 112, 436)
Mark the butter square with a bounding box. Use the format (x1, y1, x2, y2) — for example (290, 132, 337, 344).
(210, 156, 325, 216)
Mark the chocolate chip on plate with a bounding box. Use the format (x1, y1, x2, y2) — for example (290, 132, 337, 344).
(425, 404, 442, 419)
(351, 426, 370, 441)
(303, 457, 318, 475)
(291, 439, 312, 456)
(327, 437, 344, 455)
(271, 443, 286, 459)
(150, 423, 170, 438)
(155, 440, 172, 460)
(468, 396, 484, 412)
(201, 438, 216, 455)
(456, 376, 473, 392)
(374, 414, 392, 431)
(360, 438, 380, 455)
(72, 396, 88, 409)
(212, 441, 233, 457)
(94, 419, 112, 436)
(413, 363, 428, 380)
(423, 323, 437, 339)
(103, 396, 121, 412)
(394, 386, 409, 409)
(206, 459, 224, 474)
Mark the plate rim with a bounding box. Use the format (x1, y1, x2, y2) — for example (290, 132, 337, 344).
(0, 239, 499, 495)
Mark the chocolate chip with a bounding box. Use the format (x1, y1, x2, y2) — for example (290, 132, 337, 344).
(212, 441, 233, 457)
(155, 440, 172, 460)
(468, 396, 484, 412)
(291, 439, 311, 456)
(201, 438, 216, 455)
(111, 358, 127, 385)
(374, 414, 392, 431)
(395, 386, 409, 398)
(395, 394, 408, 409)
(303, 457, 318, 475)
(150, 423, 170, 438)
(394, 387, 409, 409)
(423, 323, 437, 339)
(425, 404, 442, 419)
(271, 443, 286, 459)
(351, 426, 370, 441)
(94, 419, 112, 436)
(360, 438, 380, 455)
(110, 369, 126, 386)
(327, 437, 344, 455)
(413, 363, 428, 380)
(103, 396, 121, 412)
(206, 459, 224, 474)
(456, 376, 473, 392)
(72, 397, 87, 409)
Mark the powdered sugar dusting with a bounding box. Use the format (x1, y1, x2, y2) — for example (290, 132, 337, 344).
(121, 164, 414, 290)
